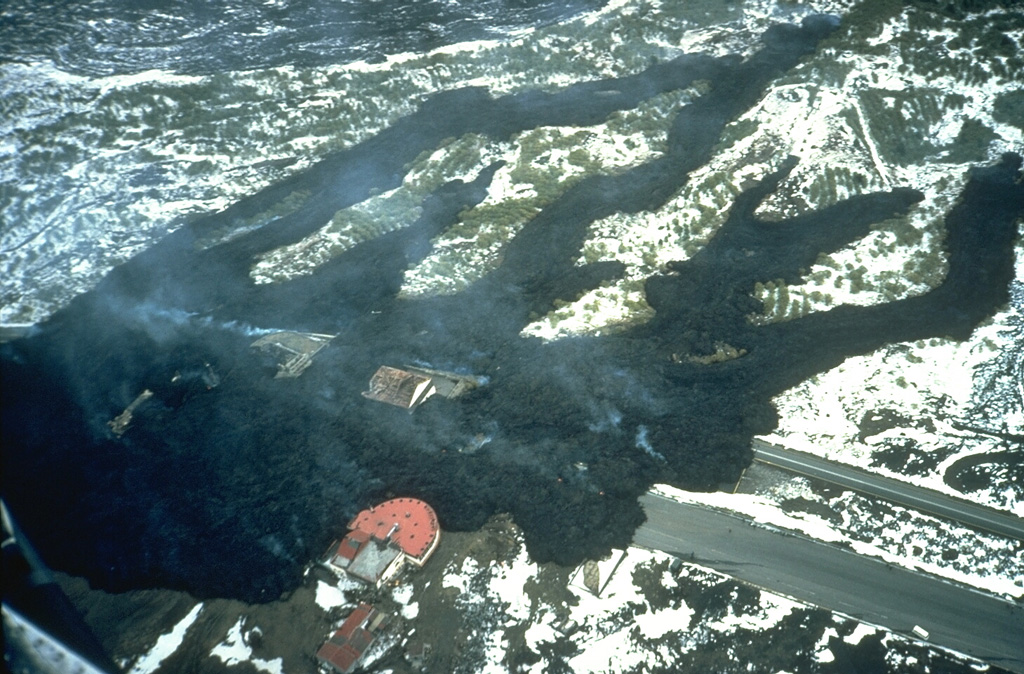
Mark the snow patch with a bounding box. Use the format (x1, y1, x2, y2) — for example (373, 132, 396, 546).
(127, 603, 203, 674)
(210, 618, 283, 674)
(315, 577, 359, 612)
(653, 484, 1024, 599)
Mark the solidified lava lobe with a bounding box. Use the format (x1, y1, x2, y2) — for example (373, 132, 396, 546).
(2, 15, 1022, 602)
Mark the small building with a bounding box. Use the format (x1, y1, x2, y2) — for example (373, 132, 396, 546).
(362, 366, 436, 409)
(568, 549, 628, 597)
(328, 498, 441, 586)
(316, 603, 388, 674)
(332, 532, 405, 587)
(347, 498, 441, 566)
(405, 641, 433, 671)
(362, 365, 482, 410)
(250, 331, 334, 378)
(404, 366, 481, 399)
(108, 389, 153, 437)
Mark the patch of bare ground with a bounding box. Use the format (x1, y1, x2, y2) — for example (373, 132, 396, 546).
(57, 570, 336, 673)
(735, 460, 848, 502)
(53, 508, 1007, 674)
(385, 514, 575, 673)
(54, 514, 568, 674)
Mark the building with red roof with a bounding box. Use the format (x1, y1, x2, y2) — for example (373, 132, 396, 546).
(316, 603, 388, 674)
(348, 498, 440, 565)
(328, 498, 441, 586)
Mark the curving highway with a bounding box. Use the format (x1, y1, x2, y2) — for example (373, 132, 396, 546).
(634, 492, 1024, 673)
(751, 440, 1024, 541)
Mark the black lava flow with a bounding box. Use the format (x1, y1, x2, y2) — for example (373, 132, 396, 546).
(0, 0, 606, 76)
(3, 16, 1022, 603)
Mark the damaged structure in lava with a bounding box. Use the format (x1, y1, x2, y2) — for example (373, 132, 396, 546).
(250, 331, 335, 378)
(363, 366, 481, 410)
(1, 15, 1022, 606)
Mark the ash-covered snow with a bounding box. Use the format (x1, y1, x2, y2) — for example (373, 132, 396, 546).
(125, 603, 203, 674)
(486, 544, 543, 624)
(432, 528, 842, 674)
(6, 1, 1022, 670)
(391, 584, 420, 620)
(760, 273, 1024, 517)
(210, 618, 284, 674)
(440, 536, 541, 671)
(653, 482, 1023, 599)
(563, 549, 699, 673)
(314, 575, 360, 612)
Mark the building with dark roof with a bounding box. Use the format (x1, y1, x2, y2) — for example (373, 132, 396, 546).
(316, 603, 388, 674)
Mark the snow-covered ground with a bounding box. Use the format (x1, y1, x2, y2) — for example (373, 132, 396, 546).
(759, 280, 1024, 517)
(123, 603, 204, 674)
(6, 0, 1022, 670)
(88, 511, 1009, 674)
(11, 0, 1019, 327)
(653, 483, 1023, 600)
(417, 524, 994, 673)
(314, 573, 362, 612)
(5, 0, 1019, 520)
(209, 618, 283, 674)
(438, 531, 805, 673)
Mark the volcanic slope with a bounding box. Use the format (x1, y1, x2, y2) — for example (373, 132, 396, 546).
(2, 16, 1022, 603)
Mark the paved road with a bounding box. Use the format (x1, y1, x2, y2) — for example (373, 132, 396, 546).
(752, 440, 1024, 542)
(635, 492, 1024, 673)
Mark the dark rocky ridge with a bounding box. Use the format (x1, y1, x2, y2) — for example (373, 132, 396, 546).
(2, 15, 1022, 603)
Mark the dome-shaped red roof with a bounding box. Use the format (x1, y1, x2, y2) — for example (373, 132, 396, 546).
(348, 498, 440, 561)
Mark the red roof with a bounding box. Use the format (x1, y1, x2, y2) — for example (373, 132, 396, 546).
(316, 604, 382, 674)
(348, 498, 440, 560)
(317, 641, 362, 674)
(334, 529, 370, 563)
(337, 604, 373, 639)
